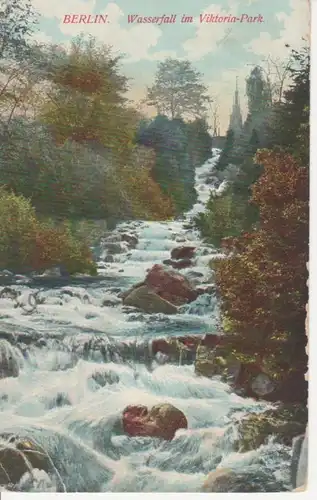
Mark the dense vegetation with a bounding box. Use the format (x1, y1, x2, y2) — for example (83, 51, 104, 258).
(0, 0, 212, 274)
(196, 46, 309, 402)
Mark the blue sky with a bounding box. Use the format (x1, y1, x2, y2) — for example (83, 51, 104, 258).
(31, 0, 309, 133)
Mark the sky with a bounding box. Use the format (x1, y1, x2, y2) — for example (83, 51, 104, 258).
(31, 0, 310, 134)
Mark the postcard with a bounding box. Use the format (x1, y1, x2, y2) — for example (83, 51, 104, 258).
(0, 0, 310, 494)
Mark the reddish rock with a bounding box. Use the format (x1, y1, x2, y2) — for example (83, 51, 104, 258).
(171, 246, 196, 260)
(122, 403, 188, 441)
(145, 264, 198, 306)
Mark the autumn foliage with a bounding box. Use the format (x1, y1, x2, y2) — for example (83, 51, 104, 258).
(214, 150, 308, 381)
(0, 188, 96, 275)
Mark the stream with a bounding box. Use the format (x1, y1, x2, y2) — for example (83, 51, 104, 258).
(0, 149, 292, 492)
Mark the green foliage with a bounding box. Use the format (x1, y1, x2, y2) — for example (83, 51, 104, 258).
(214, 150, 308, 380)
(195, 190, 246, 247)
(147, 58, 211, 119)
(136, 115, 212, 214)
(0, 188, 96, 274)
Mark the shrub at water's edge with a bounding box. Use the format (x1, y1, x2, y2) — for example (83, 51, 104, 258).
(213, 150, 308, 402)
(0, 188, 97, 275)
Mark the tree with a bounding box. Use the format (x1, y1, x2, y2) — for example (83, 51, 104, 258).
(147, 58, 211, 120)
(214, 150, 308, 401)
(246, 66, 272, 117)
(267, 46, 309, 165)
(0, 0, 37, 60)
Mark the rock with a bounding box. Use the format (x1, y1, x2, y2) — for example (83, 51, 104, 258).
(123, 285, 178, 315)
(120, 281, 145, 300)
(170, 258, 193, 270)
(202, 468, 286, 492)
(145, 264, 198, 306)
(102, 296, 121, 307)
(102, 242, 126, 254)
(47, 392, 71, 410)
(163, 259, 192, 270)
(171, 246, 196, 260)
(0, 287, 20, 299)
(251, 373, 276, 397)
(195, 344, 241, 383)
(0, 435, 51, 485)
(122, 403, 188, 440)
(151, 336, 200, 364)
(91, 370, 120, 387)
(236, 404, 308, 452)
(295, 428, 308, 489)
(103, 255, 114, 263)
(0, 340, 19, 379)
(41, 266, 62, 277)
(121, 233, 138, 248)
(291, 434, 305, 489)
(196, 284, 216, 295)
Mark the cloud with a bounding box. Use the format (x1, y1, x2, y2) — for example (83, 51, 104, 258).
(182, 3, 242, 60)
(31, 1, 176, 63)
(245, 0, 310, 59)
(32, 0, 97, 19)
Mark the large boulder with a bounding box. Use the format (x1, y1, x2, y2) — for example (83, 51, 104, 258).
(0, 435, 51, 486)
(235, 404, 307, 452)
(171, 246, 196, 260)
(0, 339, 19, 379)
(122, 403, 188, 441)
(123, 285, 178, 315)
(145, 264, 198, 306)
(202, 468, 287, 492)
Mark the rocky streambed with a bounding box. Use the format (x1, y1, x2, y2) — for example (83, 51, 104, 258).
(0, 150, 306, 492)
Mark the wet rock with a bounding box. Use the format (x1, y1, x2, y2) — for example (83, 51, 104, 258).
(47, 392, 71, 409)
(121, 233, 138, 248)
(145, 264, 198, 306)
(171, 246, 196, 260)
(0, 287, 20, 299)
(0, 339, 19, 379)
(102, 242, 126, 254)
(102, 296, 121, 307)
(291, 434, 305, 488)
(41, 267, 62, 277)
(195, 343, 241, 383)
(172, 258, 193, 270)
(0, 435, 51, 486)
(122, 403, 188, 441)
(123, 285, 178, 315)
(202, 468, 287, 492)
(295, 429, 308, 489)
(236, 404, 308, 452)
(91, 370, 120, 387)
(196, 284, 216, 296)
(251, 373, 276, 397)
(151, 336, 200, 364)
(120, 281, 145, 300)
(103, 255, 114, 263)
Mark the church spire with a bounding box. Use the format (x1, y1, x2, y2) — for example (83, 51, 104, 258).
(228, 75, 243, 135)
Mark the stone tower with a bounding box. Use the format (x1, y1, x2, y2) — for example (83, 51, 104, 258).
(228, 76, 243, 135)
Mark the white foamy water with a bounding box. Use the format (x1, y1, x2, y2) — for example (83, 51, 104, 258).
(0, 149, 292, 492)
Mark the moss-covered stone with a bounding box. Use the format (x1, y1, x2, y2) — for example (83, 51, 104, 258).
(195, 344, 241, 382)
(236, 404, 308, 452)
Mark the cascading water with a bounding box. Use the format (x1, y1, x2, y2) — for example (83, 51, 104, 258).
(0, 149, 292, 492)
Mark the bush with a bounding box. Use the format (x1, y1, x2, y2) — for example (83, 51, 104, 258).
(0, 187, 38, 271)
(0, 188, 96, 275)
(214, 150, 308, 383)
(194, 189, 246, 247)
